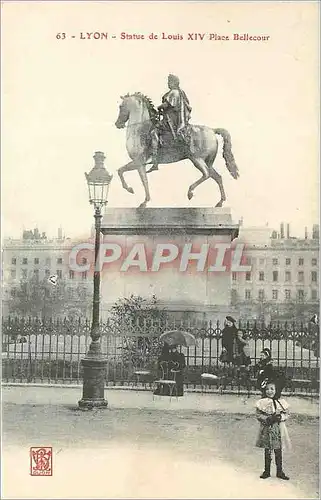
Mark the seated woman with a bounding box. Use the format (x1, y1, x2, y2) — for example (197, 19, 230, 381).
(168, 345, 186, 397)
(153, 343, 171, 396)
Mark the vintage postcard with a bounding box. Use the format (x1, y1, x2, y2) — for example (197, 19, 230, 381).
(1, 1, 319, 499)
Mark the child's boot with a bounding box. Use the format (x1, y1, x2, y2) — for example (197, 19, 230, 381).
(260, 449, 271, 479)
(275, 448, 289, 480)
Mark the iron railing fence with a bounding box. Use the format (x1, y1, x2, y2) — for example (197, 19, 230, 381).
(1, 316, 319, 394)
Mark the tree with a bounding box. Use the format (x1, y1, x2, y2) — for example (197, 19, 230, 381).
(7, 276, 91, 320)
(109, 293, 168, 327)
(109, 294, 168, 370)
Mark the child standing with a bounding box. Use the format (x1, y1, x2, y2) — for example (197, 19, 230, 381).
(255, 380, 291, 480)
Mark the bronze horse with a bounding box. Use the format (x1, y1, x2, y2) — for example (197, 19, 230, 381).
(115, 92, 239, 208)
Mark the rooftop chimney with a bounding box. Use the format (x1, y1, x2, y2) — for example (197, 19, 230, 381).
(58, 227, 63, 240)
(312, 224, 319, 240)
(305, 227, 308, 239)
(280, 222, 285, 239)
(286, 223, 290, 239)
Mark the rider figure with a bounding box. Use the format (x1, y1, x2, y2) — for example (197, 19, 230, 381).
(149, 74, 192, 172)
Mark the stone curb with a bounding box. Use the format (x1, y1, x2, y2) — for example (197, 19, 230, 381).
(2, 382, 318, 400)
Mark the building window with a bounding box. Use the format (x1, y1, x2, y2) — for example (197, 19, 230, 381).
(22, 269, 27, 278)
(273, 271, 278, 282)
(245, 290, 251, 300)
(57, 258, 63, 264)
(311, 290, 318, 300)
(82, 271, 87, 280)
(56, 270, 62, 279)
(285, 289, 291, 300)
(272, 258, 278, 265)
(231, 289, 238, 303)
(312, 258, 317, 266)
(297, 289, 305, 301)
(245, 257, 251, 266)
(285, 258, 291, 265)
(11, 258, 17, 265)
(82, 257, 88, 265)
(298, 258, 304, 265)
(10, 269, 16, 279)
(272, 290, 278, 300)
(45, 257, 51, 266)
(298, 271, 304, 282)
(259, 258, 265, 266)
(285, 271, 291, 282)
(259, 272, 264, 281)
(245, 272, 251, 281)
(311, 271, 317, 282)
(45, 269, 50, 277)
(34, 258, 39, 265)
(258, 289, 265, 300)
(69, 270, 75, 280)
(22, 258, 28, 265)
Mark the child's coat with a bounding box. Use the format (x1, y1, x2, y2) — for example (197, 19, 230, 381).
(255, 397, 292, 451)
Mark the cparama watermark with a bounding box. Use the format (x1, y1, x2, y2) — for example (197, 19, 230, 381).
(68, 241, 252, 273)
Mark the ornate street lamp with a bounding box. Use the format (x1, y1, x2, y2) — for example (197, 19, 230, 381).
(78, 151, 112, 409)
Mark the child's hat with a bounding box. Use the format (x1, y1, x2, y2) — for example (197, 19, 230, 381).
(226, 315, 236, 323)
(262, 347, 271, 358)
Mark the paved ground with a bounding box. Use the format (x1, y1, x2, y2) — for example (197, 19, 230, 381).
(1, 385, 319, 499)
(2, 383, 319, 416)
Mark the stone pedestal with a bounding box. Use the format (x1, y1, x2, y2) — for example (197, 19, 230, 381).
(78, 342, 108, 409)
(100, 207, 239, 321)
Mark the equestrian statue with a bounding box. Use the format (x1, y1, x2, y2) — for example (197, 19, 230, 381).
(115, 74, 239, 208)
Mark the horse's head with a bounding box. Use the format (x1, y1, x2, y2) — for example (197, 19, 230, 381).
(115, 95, 132, 128)
(115, 93, 157, 128)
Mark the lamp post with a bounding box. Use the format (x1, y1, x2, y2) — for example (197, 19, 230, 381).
(78, 151, 113, 409)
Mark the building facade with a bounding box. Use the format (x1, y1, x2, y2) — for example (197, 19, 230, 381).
(1, 228, 93, 318)
(1, 222, 319, 322)
(232, 223, 319, 321)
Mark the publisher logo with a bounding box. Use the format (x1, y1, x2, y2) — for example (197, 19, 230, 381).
(30, 447, 53, 476)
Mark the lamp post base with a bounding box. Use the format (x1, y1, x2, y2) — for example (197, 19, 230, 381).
(78, 356, 108, 410)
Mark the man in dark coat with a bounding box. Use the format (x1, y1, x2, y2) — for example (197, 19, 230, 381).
(220, 316, 238, 363)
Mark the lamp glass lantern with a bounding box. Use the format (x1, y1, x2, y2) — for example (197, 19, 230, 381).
(85, 151, 113, 207)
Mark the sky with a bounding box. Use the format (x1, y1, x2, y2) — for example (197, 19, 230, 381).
(1, 1, 319, 241)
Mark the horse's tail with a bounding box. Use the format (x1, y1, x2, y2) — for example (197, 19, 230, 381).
(214, 128, 239, 179)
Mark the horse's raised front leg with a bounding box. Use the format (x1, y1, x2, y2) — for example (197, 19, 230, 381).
(137, 165, 151, 208)
(187, 157, 209, 200)
(118, 161, 139, 194)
